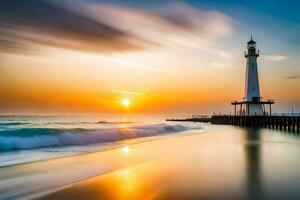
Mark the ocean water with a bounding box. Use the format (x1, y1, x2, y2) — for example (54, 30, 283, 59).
(1, 115, 300, 199)
(0, 115, 202, 167)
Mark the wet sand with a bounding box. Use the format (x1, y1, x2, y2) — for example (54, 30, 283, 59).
(1, 126, 300, 199)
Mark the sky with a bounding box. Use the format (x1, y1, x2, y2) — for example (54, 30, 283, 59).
(0, 0, 299, 115)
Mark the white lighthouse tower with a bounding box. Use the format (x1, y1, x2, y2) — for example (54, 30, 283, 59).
(244, 37, 263, 115)
(231, 37, 274, 116)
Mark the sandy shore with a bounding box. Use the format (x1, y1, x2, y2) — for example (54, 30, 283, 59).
(1, 126, 300, 199)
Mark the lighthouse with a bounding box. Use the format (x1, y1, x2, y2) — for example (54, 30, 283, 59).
(244, 37, 263, 115)
(231, 37, 274, 116)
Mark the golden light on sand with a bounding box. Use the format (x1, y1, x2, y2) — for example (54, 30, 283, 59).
(122, 99, 131, 107)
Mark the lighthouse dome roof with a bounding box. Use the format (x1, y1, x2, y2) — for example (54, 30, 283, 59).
(247, 39, 256, 44)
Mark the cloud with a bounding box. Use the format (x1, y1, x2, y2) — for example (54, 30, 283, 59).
(286, 75, 299, 79)
(264, 55, 288, 61)
(109, 89, 159, 97)
(0, 0, 234, 55)
(0, 0, 144, 54)
(110, 89, 146, 96)
(160, 3, 233, 39)
(86, 2, 234, 50)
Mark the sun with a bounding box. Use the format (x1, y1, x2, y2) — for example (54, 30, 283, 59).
(122, 99, 131, 107)
(121, 146, 130, 154)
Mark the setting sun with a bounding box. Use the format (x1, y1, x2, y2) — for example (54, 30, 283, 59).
(121, 146, 130, 155)
(122, 99, 131, 107)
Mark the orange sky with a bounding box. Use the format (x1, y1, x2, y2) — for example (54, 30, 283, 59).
(1, 47, 299, 115)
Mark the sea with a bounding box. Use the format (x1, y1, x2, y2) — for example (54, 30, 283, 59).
(0, 115, 202, 167)
(1, 115, 300, 199)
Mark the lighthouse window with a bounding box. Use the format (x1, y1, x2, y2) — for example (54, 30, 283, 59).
(251, 63, 254, 69)
(252, 87, 255, 90)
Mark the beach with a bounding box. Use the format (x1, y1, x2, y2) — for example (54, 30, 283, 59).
(1, 119, 300, 199)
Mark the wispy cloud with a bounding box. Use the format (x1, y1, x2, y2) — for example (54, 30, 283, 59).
(0, 0, 235, 56)
(0, 0, 144, 54)
(86, 2, 234, 51)
(110, 89, 146, 96)
(110, 89, 159, 97)
(286, 75, 299, 79)
(264, 55, 288, 61)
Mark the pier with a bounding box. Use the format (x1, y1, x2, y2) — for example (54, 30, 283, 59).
(211, 115, 300, 132)
(166, 116, 211, 123)
(167, 115, 300, 132)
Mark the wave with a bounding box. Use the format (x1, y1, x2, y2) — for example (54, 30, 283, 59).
(97, 121, 133, 124)
(43, 121, 133, 125)
(0, 122, 29, 126)
(0, 124, 200, 151)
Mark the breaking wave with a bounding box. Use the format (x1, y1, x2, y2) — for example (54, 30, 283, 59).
(0, 124, 200, 151)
